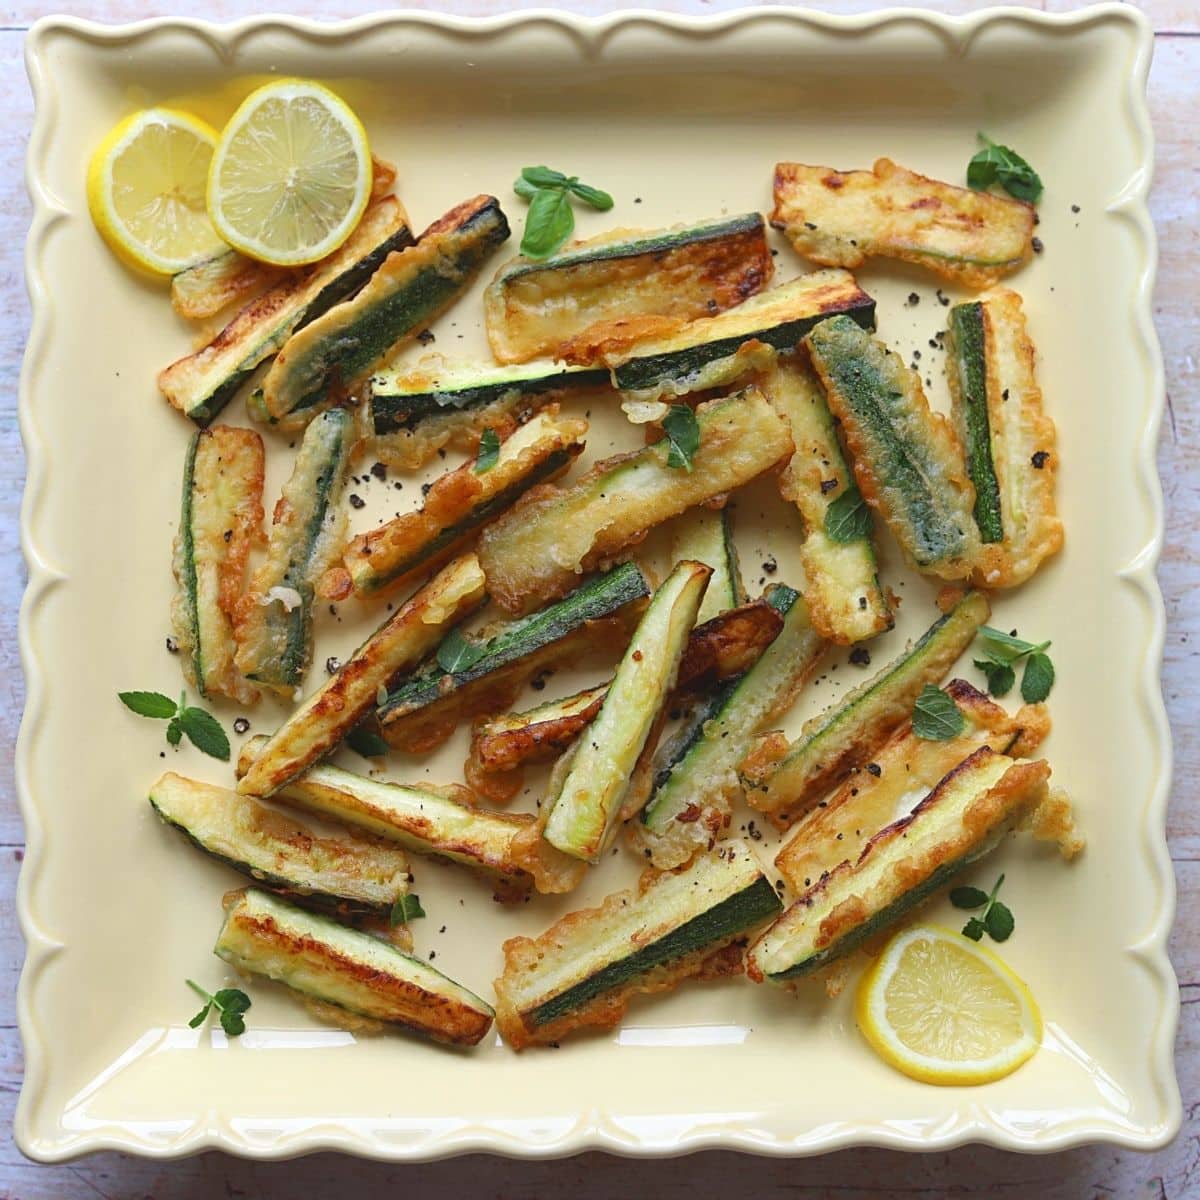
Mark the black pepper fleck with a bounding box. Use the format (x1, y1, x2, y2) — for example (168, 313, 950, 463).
(1071, 204, 1080, 213)
(906, 292, 920, 307)
(233, 717, 250, 735)
(762, 555, 777, 575)
(349, 494, 365, 509)
(936, 289, 950, 307)
(1031, 450, 1050, 469)
(371, 461, 388, 480)
(820, 478, 838, 494)
(1032, 236, 1044, 254)
(165, 636, 179, 654)
(421, 482, 433, 496)
(849, 646, 871, 667)
(866, 762, 882, 778)
(325, 656, 342, 674)
(416, 329, 436, 345)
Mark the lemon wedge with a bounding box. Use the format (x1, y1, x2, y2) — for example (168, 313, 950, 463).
(855, 924, 1042, 1086)
(207, 79, 372, 267)
(87, 108, 226, 276)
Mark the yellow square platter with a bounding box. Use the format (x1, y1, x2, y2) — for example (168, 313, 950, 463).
(17, 5, 1177, 1161)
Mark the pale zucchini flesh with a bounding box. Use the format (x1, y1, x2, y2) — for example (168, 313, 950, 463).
(771, 158, 1035, 288)
(806, 315, 978, 579)
(542, 560, 711, 863)
(234, 408, 352, 695)
(477, 388, 794, 615)
(171, 250, 284, 321)
(215, 888, 494, 1045)
(485, 212, 773, 364)
(747, 750, 1049, 983)
(946, 289, 1063, 588)
(742, 590, 991, 824)
(670, 507, 745, 624)
(236, 739, 583, 895)
(172, 426, 264, 705)
(262, 196, 510, 420)
(493, 839, 781, 1048)
(636, 583, 826, 869)
(150, 772, 412, 916)
(764, 357, 892, 645)
(334, 410, 588, 600)
(236, 554, 488, 800)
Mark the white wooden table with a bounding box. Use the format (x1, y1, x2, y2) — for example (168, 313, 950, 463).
(2, 1, 1195, 1193)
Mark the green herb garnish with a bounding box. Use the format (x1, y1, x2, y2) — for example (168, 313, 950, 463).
(514, 165, 614, 259)
(345, 726, 391, 759)
(119, 689, 231, 761)
(475, 427, 501, 474)
(973, 627, 1055, 703)
(911, 685, 966, 741)
(823, 485, 872, 543)
(389, 894, 427, 927)
(662, 404, 701, 472)
(967, 133, 1043, 204)
(187, 979, 251, 1036)
(436, 629, 487, 674)
(950, 873, 1014, 943)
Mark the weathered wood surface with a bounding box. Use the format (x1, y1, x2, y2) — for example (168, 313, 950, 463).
(0, 2, 1196, 1195)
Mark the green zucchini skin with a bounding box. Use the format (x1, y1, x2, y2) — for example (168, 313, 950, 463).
(149, 772, 411, 918)
(378, 561, 650, 727)
(263, 196, 510, 419)
(743, 590, 991, 824)
(235, 408, 352, 693)
(215, 888, 495, 1046)
(806, 315, 976, 575)
(671, 507, 745, 623)
(947, 302, 1003, 544)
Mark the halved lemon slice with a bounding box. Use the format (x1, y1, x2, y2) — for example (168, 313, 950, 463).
(207, 79, 372, 267)
(855, 924, 1042, 1086)
(87, 108, 226, 276)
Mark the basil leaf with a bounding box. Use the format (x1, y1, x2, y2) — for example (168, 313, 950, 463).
(967, 133, 1043, 203)
(520, 186, 574, 258)
(177, 707, 231, 761)
(345, 726, 390, 759)
(390, 894, 427, 926)
(513, 176, 540, 201)
(436, 629, 487, 675)
(475, 427, 501, 474)
(1020, 652, 1055, 703)
(662, 404, 701, 472)
(949, 885, 989, 910)
(118, 690, 178, 719)
(568, 180, 614, 211)
(985, 901, 1015, 942)
(823, 485, 872, 543)
(911, 685, 965, 741)
(521, 165, 571, 189)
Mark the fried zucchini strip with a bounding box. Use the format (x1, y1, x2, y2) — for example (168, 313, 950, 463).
(172, 425, 264, 704)
(773, 679, 1050, 890)
(237, 555, 488, 799)
(484, 213, 772, 364)
(670, 507, 745, 623)
(771, 158, 1035, 288)
(946, 289, 1063, 588)
(747, 750, 1050, 983)
(326, 410, 587, 601)
(806, 315, 979, 579)
(234, 408, 352, 696)
(742, 590, 990, 826)
(478, 389, 794, 615)
(493, 840, 780, 1049)
(763, 357, 892, 644)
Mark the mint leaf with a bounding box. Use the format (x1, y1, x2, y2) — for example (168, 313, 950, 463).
(475, 427, 501, 474)
(824, 485, 872, 543)
(345, 726, 390, 759)
(390, 894, 427, 927)
(973, 657, 1015, 698)
(662, 404, 701, 471)
(1020, 652, 1055, 703)
(952, 873, 1014, 944)
(949, 885, 989, 910)
(166, 718, 183, 746)
(977, 626, 1049, 664)
(911, 685, 965, 741)
(568, 180, 614, 211)
(436, 629, 487, 675)
(521, 165, 570, 189)
(967, 134, 1043, 203)
(177, 707, 230, 761)
(118, 690, 178, 719)
(961, 917, 986, 941)
(186, 979, 251, 1037)
(985, 901, 1015, 942)
(520, 186, 574, 259)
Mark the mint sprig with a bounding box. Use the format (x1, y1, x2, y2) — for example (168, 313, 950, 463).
(662, 404, 701, 472)
(119, 689, 231, 761)
(515, 165, 614, 259)
(187, 979, 251, 1036)
(389, 894, 427, 927)
(973, 627, 1056, 704)
(950, 873, 1015, 943)
(911, 685, 965, 741)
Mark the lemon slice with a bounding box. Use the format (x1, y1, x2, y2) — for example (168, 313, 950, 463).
(855, 924, 1042, 1086)
(207, 80, 372, 267)
(87, 108, 226, 276)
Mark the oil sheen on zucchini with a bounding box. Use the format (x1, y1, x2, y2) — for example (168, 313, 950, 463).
(806, 315, 978, 579)
(215, 888, 495, 1045)
(493, 839, 781, 1049)
(261, 196, 510, 420)
(477, 388, 794, 615)
(635, 584, 826, 869)
(746, 750, 1050, 983)
(234, 408, 352, 695)
(378, 561, 651, 752)
(158, 198, 414, 425)
(484, 213, 773, 363)
(237, 555, 488, 800)
(172, 426, 264, 705)
(236, 738, 583, 895)
(771, 158, 1035, 288)
(330, 410, 588, 600)
(764, 357, 892, 644)
(150, 772, 412, 917)
(542, 560, 711, 863)
(742, 590, 991, 825)
(946, 289, 1063, 588)
(670, 507, 744, 624)
(607, 269, 876, 403)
